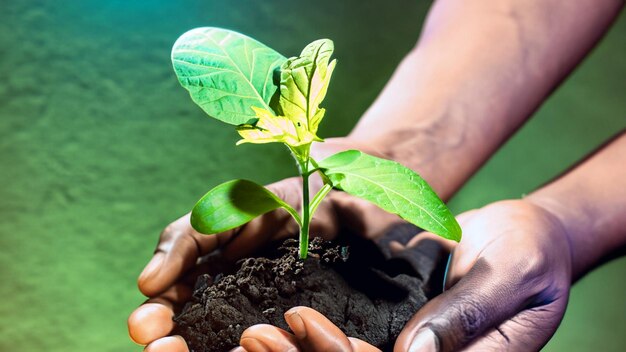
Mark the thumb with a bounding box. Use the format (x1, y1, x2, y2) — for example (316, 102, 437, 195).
(394, 259, 531, 352)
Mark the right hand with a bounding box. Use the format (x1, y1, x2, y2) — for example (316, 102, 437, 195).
(127, 137, 399, 352)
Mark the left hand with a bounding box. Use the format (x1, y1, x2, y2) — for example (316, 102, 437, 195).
(127, 137, 399, 352)
(238, 199, 573, 351)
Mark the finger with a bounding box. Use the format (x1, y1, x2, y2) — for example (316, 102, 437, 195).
(240, 324, 299, 352)
(143, 336, 188, 352)
(394, 259, 534, 352)
(285, 306, 353, 352)
(391, 232, 458, 254)
(391, 210, 479, 255)
(464, 296, 568, 351)
(138, 213, 227, 297)
(128, 302, 175, 345)
(128, 284, 191, 345)
(348, 337, 382, 352)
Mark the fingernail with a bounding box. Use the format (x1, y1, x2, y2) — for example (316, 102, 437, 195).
(285, 310, 306, 339)
(139, 252, 165, 282)
(409, 329, 438, 352)
(240, 337, 269, 352)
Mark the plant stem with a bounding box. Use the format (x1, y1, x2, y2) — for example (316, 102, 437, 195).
(309, 184, 332, 218)
(299, 154, 311, 259)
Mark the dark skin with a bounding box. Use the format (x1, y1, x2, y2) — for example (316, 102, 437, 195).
(239, 131, 626, 352)
(128, 0, 625, 350)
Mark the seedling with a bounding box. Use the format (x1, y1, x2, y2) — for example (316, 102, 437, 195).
(172, 28, 461, 259)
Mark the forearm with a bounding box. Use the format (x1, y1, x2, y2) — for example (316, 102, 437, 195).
(527, 131, 626, 281)
(348, 0, 623, 200)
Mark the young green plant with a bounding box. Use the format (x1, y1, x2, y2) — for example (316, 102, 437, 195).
(172, 28, 461, 259)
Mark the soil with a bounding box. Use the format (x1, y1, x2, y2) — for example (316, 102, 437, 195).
(174, 224, 448, 352)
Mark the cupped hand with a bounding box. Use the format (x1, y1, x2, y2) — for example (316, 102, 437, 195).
(239, 199, 573, 351)
(393, 199, 572, 351)
(127, 137, 398, 351)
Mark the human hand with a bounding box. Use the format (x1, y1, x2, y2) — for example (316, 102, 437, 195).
(239, 199, 573, 351)
(393, 199, 572, 351)
(236, 306, 381, 352)
(127, 137, 399, 351)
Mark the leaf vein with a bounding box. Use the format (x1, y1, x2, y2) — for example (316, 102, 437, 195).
(203, 32, 272, 111)
(338, 171, 447, 232)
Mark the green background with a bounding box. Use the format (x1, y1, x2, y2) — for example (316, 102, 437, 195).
(0, 1, 624, 351)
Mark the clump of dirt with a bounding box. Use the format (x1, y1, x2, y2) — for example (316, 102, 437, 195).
(174, 225, 447, 352)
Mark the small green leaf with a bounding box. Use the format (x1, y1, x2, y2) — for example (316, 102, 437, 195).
(318, 150, 462, 241)
(172, 27, 286, 125)
(235, 106, 317, 146)
(273, 39, 336, 138)
(191, 179, 300, 234)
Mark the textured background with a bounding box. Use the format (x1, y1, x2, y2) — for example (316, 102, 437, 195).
(0, 1, 624, 351)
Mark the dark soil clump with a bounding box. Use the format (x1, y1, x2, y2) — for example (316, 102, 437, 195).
(174, 225, 447, 352)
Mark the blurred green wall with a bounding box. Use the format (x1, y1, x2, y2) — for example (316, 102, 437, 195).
(0, 1, 623, 351)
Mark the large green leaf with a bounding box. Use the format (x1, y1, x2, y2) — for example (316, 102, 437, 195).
(191, 179, 300, 234)
(172, 27, 286, 125)
(318, 150, 462, 241)
(273, 39, 336, 138)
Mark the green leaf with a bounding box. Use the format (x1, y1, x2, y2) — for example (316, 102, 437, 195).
(273, 39, 336, 138)
(235, 106, 317, 146)
(318, 150, 462, 241)
(191, 179, 301, 234)
(172, 27, 286, 125)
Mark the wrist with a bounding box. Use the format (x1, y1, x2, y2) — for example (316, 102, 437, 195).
(524, 132, 626, 282)
(351, 115, 480, 202)
(521, 196, 580, 282)
(524, 192, 611, 282)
